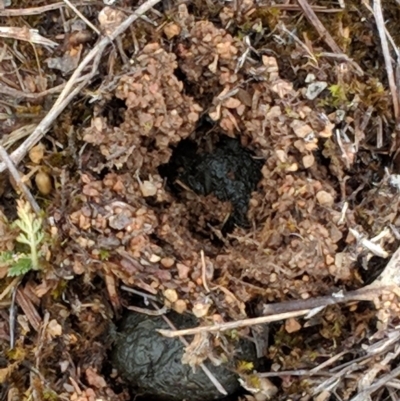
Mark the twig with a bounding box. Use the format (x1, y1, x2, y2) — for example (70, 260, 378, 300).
(120, 284, 160, 302)
(309, 351, 348, 374)
(0, 146, 40, 215)
(371, 0, 400, 120)
(0, 276, 20, 301)
(9, 281, 19, 350)
(157, 310, 309, 338)
(319, 52, 364, 76)
(150, 301, 228, 396)
(0, 1, 95, 16)
(200, 250, 211, 294)
(16, 288, 42, 332)
(296, 0, 343, 54)
(268, 5, 342, 13)
(351, 365, 400, 401)
(127, 305, 168, 316)
(0, 0, 162, 174)
(258, 369, 357, 379)
(62, 0, 100, 35)
(261, 286, 390, 316)
(158, 283, 394, 338)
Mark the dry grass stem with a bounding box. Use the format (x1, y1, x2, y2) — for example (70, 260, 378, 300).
(0, 0, 162, 174)
(0, 146, 40, 214)
(157, 310, 310, 338)
(62, 0, 100, 35)
(0, 1, 95, 16)
(370, 0, 400, 120)
(296, 0, 343, 54)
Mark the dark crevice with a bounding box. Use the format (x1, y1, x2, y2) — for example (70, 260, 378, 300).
(159, 134, 263, 236)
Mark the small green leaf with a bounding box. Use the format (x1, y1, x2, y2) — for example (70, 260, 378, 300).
(8, 257, 32, 277)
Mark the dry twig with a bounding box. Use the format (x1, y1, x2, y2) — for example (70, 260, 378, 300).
(62, 0, 100, 35)
(157, 310, 309, 338)
(296, 0, 343, 54)
(0, 0, 162, 174)
(15, 287, 42, 332)
(0, 146, 40, 214)
(369, 0, 400, 121)
(0, 1, 94, 16)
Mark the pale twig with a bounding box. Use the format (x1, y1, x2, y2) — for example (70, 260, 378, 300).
(200, 250, 211, 294)
(268, 4, 342, 13)
(258, 369, 357, 379)
(351, 365, 400, 401)
(0, 1, 95, 16)
(127, 305, 168, 316)
(150, 301, 228, 397)
(0, 146, 40, 215)
(158, 284, 395, 338)
(0, 277, 20, 301)
(0, 0, 162, 174)
(369, 243, 400, 288)
(319, 52, 364, 76)
(309, 351, 348, 374)
(62, 0, 100, 35)
(296, 0, 343, 54)
(371, 0, 400, 120)
(362, 1, 400, 60)
(157, 310, 310, 338)
(261, 286, 391, 316)
(0, 27, 58, 47)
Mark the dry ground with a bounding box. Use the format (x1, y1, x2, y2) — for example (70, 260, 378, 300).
(1, 1, 400, 400)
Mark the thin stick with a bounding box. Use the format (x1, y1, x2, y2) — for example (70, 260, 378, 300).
(262, 286, 390, 316)
(0, 146, 40, 215)
(371, 0, 400, 120)
(120, 285, 160, 302)
(127, 305, 168, 316)
(200, 250, 211, 294)
(9, 282, 19, 350)
(63, 0, 100, 35)
(0, 1, 94, 16)
(258, 369, 357, 379)
(0, 0, 162, 174)
(296, 0, 343, 54)
(157, 310, 310, 338)
(351, 365, 400, 401)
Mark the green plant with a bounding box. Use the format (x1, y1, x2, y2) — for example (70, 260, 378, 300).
(2, 200, 45, 277)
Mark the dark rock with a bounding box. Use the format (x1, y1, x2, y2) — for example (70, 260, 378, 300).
(111, 311, 256, 401)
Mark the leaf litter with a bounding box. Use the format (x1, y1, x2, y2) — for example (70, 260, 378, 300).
(1, 0, 400, 400)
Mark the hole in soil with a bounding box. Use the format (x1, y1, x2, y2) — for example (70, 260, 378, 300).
(158, 134, 264, 235)
(357, 255, 387, 285)
(101, 97, 127, 127)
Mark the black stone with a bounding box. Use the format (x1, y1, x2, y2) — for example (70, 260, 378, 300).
(111, 311, 257, 401)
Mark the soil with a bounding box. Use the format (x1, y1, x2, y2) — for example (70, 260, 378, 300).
(1, 1, 400, 401)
